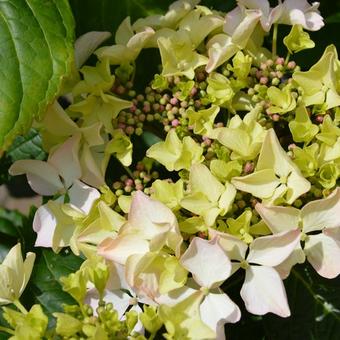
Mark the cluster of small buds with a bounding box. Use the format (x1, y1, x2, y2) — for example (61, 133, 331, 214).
(312, 107, 336, 124)
(96, 302, 129, 337)
(296, 185, 324, 206)
(251, 57, 299, 87)
(232, 191, 257, 215)
(201, 136, 213, 148)
(204, 138, 228, 161)
(112, 68, 224, 138)
(59, 302, 130, 340)
(116, 109, 144, 136)
(112, 162, 159, 197)
(242, 57, 301, 122)
(109, 55, 309, 144)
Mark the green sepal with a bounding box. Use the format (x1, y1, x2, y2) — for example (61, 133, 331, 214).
(283, 25, 315, 54)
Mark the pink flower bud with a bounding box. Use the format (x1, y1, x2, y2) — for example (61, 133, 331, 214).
(260, 77, 268, 84)
(170, 97, 178, 105)
(275, 57, 285, 65)
(171, 119, 180, 127)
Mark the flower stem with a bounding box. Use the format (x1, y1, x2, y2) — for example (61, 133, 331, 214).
(272, 24, 279, 59)
(124, 165, 135, 179)
(285, 52, 291, 65)
(13, 299, 28, 315)
(0, 326, 15, 335)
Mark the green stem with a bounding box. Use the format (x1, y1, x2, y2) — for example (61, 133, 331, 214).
(131, 61, 137, 83)
(0, 326, 15, 335)
(292, 268, 340, 322)
(285, 52, 291, 65)
(124, 165, 135, 179)
(79, 302, 88, 318)
(13, 299, 28, 314)
(272, 24, 279, 59)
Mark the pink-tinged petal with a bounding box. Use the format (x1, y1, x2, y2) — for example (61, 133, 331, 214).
(278, 0, 324, 31)
(68, 180, 100, 214)
(231, 9, 261, 45)
(155, 283, 197, 306)
(224, 7, 261, 46)
(75, 31, 111, 68)
(304, 231, 340, 279)
(33, 204, 57, 248)
(275, 245, 306, 279)
(125, 253, 160, 301)
(205, 34, 239, 73)
(324, 227, 340, 243)
(264, 4, 283, 31)
(123, 191, 182, 254)
(209, 228, 248, 262)
(106, 262, 130, 291)
(126, 191, 175, 236)
(301, 188, 340, 233)
(224, 7, 244, 35)
(85, 287, 130, 318)
(241, 265, 290, 317)
(200, 290, 241, 340)
(304, 11, 324, 31)
(48, 134, 82, 189)
(180, 237, 231, 289)
(9, 160, 64, 196)
(255, 203, 300, 234)
(98, 235, 149, 265)
(247, 229, 301, 267)
(237, 0, 270, 15)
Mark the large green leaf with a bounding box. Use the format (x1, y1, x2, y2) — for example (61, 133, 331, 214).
(29, 249, 83, 316)
(7, 128, 46, 162)
(0, 208, 24, 238)
(0, 207, 36, 257)
(0, 0, 75, 152)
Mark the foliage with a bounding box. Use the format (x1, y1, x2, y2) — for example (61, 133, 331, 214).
(0, 0, 75, 153)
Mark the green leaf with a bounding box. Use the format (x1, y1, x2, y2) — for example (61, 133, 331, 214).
(30, 250, 83, 316)
(7, 129, 46, 162)
(0, 208, 23, 237)
(263, 264, 340, 339)
(0, 0, 75, 151)
(0, 308, 10, 339)
(33, 250, 83, 288)
(0, 241, 13, 263)
(0, 207, 37, 255)
(326, 13, 340, 24)
(141, 131, 163, 148)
